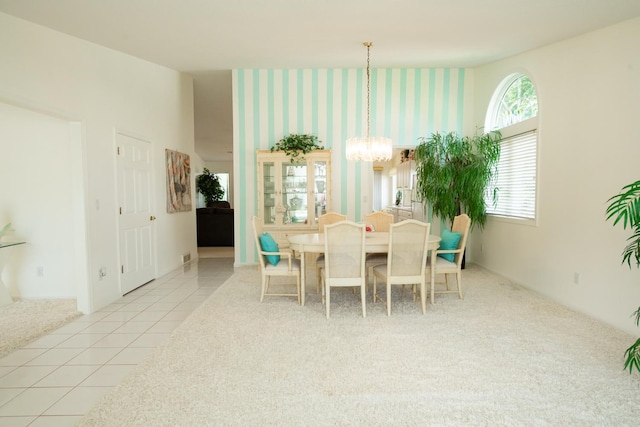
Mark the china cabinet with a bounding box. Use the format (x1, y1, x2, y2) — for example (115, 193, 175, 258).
(256, 149, 332, 245)
(397, 160, 415, 189)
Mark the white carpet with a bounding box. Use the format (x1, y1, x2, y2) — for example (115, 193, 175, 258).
(0, 299, 81, 358)
(79, 265, 639, 426)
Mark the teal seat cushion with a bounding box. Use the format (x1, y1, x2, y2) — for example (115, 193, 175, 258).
(259, 232, 280, 266)
(438, 229, 462, 262)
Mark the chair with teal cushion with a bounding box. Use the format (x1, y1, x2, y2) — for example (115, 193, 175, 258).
(258, 232, 280, 266)
(252, 216, 301, 304)
(425, 214, 471, 303)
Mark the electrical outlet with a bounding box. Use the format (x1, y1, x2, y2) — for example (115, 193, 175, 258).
(573, 272, 580, 284)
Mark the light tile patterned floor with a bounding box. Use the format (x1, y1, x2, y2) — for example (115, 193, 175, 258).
(0, 256, 234, 427)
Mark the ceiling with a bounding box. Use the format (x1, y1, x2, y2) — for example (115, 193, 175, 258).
(2, 0, 640, 161)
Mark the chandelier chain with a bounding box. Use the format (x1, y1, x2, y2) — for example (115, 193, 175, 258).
(365, 42, 371, 138)
(344, 41, 392, 162)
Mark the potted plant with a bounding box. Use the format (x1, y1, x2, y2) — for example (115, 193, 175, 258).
(271, 134, 323, 163)
(413, 130, 502, 229)
(605, 179, 640, 373)
(196, 168, 224, 207)
(395, 190, 402, 206)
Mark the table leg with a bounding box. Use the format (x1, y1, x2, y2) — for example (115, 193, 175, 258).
(300, 251, 306, 306)
(0, 250, 13, 306)
(430, 252, 436, 305)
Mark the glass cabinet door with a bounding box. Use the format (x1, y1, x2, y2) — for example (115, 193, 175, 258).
(281, 161, 308, 224)
(262, 161, 276, 225)
(312, 160, 328, 224)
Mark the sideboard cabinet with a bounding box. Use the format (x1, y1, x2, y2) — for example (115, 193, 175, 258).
(256, 149, 332, 245)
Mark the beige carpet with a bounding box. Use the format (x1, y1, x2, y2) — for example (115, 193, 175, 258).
(80, 265, 639, 426)
(0, 299, 82, 358)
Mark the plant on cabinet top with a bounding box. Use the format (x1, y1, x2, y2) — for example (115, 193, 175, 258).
(271, 134, 323, 163)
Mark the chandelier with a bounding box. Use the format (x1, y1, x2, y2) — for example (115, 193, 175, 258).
(345, 42, 393, 162)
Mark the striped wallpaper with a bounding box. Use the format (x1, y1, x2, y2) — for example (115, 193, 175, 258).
(233, 67, 470, 264)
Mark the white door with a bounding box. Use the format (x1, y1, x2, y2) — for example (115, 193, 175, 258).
(117, 133, 156, 294)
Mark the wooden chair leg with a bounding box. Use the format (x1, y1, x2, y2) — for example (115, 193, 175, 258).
(260, 276, 268, 302)
(372, 276, 378, 303)
(325, 285, 330, 319)
(387, 282, 392, 316)
(361, 284, 366, 318)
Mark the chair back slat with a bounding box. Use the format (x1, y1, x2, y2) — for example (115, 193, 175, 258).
(451, 214, 471, 265)
(364, 211, 394, 232)
(251, 216, 267, 269)
(318, 212, 347, 232)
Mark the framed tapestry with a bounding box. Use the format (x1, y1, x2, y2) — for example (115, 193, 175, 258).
(165, 149, 192, 213)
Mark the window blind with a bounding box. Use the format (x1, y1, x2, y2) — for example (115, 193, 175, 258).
(486, 130, 537, 220)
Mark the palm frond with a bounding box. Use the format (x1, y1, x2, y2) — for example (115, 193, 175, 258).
(624, 337, 640, 374)
(621, 227, 640, 268)
(605, 180, 640, 229)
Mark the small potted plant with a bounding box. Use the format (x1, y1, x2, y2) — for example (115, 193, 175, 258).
(271, 134, 323, 163)
(196, 168, 224, 207)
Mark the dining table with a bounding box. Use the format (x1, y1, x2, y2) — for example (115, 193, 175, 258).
(288, 231, 441, 306)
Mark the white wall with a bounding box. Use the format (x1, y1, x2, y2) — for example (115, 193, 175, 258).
(0, 105, 79, 298)
(469, 17, 640, 334)
(0, 13, 197, 312)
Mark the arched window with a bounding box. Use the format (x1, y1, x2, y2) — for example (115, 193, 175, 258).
(485, 73, 539, 221)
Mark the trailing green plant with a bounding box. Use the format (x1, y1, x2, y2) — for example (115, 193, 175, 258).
(413, 130, 502, 229)
(196, 168, 224, 206)
(605, 179, 640, 373)
(0, 222, 14, 241)
(271, 134, 323, 162)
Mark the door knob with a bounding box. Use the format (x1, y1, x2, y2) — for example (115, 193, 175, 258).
(150, 216, 156, 221)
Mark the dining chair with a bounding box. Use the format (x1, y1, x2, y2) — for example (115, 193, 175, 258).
(318, 212, 347, 232)
(320, 221, 367, 318)
(251, 216, 301, 304)
(372, 220, 431, 315)
(425, 213, 471, 303)
(314, 212, 347, 292)
(364, 211, 394, 287)
(364, 211, 394, 232)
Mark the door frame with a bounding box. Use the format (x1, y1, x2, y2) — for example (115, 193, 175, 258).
(0, 95, 92, 312)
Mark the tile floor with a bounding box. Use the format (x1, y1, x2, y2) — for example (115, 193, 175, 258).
(0, 255, 235, 427)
